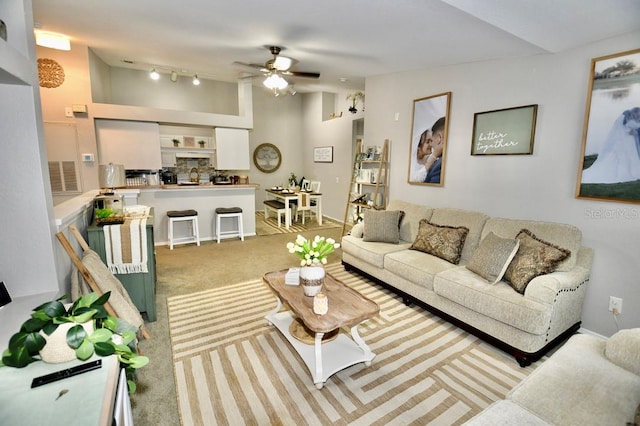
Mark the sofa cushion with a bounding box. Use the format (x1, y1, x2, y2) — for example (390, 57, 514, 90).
(363, 209, 404, 243)
(341, 234, 411, 269)
(605, 328, 640, 376)
(482, 218, 581, 271)
(384, 249, 458, 292)
(429, 208, 489, 264)
(410, 219, 469, 264)
(466, 232, 520, 284)
(504, 229, 571, 294)
(386, 200, 433, 243)
(433, 266, 552, 335)
(509, 334, 640, 426)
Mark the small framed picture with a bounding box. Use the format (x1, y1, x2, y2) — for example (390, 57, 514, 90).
(313, 146, 333, 163)
(183, 136, 195, 148)
(471, 104, 538, 155)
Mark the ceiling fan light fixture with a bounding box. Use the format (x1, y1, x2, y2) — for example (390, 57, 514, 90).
(263, 74, 288, 90)
(273, 56, 292, 71)
(192, 74, 200, 85)
(150, 68, 160, 80)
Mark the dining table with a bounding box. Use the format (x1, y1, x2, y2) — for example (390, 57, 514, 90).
(265, 188, 323, 230)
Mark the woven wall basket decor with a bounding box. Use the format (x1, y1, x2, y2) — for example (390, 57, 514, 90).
(38, 58, 65, 88)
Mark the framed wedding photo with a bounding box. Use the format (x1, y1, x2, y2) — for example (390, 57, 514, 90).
(576, 48, 640, 204)
(471, 104, 537, 155)
(407, 92, 451, 186)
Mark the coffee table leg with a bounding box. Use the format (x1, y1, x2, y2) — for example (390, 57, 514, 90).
(314, 332, 325, 390)
(351, 323, 374, 366)
(266, 295, 282, 326)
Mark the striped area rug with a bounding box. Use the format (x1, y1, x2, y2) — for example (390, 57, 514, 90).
(255, 211, 341, 235)
(167, 264, 538, 425)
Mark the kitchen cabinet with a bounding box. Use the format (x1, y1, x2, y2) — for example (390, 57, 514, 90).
(161, 150, 177, 167)
(96, 119, 162, 169)
(215, 127, 250, 170)
(87, 211, 157, 321)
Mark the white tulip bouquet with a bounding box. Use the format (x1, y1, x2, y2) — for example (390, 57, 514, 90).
(287, 234, 340, 266)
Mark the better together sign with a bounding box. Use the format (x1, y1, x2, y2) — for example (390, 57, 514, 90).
(471, 104, 538, 155)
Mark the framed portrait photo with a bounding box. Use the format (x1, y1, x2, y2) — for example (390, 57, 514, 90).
(407, 92, 451, 186)
(576, 48, 640, 204)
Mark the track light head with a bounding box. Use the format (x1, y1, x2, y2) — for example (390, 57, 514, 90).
(192, 74, 200, 85)
(170, 70, 178, 82)
(150, 68, 160, 80)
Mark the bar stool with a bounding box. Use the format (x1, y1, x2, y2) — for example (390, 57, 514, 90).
(215, 207, 244, 243)
(167, 209, 200, 250)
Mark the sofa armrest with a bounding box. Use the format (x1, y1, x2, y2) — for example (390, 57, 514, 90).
(350, 222, 364, 238)
(524, 247, 592, 304)
(524, 266, 590, 304)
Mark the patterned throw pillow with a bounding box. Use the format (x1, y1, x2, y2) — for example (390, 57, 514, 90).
(466, 232, 520, 284)
(410, 219, 469, 264)
(503, 229, 571, 294)
(363, 209, 405, 243)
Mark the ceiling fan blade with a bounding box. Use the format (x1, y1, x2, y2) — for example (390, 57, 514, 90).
(285, 70, 320, 79)
(233, 61, 267, 71)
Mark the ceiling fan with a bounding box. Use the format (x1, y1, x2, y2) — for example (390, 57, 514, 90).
(233, 46, 320, 81)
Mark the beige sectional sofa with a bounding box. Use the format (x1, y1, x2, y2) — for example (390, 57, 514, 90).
(466, 329, 640, 425)
(341, 199, 593, 366)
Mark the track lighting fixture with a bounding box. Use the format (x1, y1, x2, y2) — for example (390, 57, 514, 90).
(149, 68, 160, 80)
(192, 74, 200, 86)
(170, 70, 178, 82)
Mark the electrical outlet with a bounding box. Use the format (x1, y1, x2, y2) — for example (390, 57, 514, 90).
(609, 296, 623, 314)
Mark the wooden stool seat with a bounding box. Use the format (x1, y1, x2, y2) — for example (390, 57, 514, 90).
(215, 207, 244, 243)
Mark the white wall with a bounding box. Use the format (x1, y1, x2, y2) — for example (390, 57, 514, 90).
(363, 32, 640, 337)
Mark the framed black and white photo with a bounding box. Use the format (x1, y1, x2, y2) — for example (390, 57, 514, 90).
(313, 146, 334, 163)
(471, 104, 537, 155)
(407, 92, 451, 186)
(576, 48, 640, 204)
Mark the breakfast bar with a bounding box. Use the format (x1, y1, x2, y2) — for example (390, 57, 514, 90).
(134, 184, 259, 245)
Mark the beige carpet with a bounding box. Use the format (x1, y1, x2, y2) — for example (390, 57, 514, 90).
(167, 263, 539, 425)
(255, 211, 342, 236)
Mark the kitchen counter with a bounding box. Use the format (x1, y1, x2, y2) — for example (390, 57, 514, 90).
(159, 183, 259, 190)
(136, 184, 258, 244)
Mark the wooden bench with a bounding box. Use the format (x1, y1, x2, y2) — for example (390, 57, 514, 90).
(263, 199, 288, 227)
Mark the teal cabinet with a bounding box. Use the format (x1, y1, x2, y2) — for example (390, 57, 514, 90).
(87, 214, 157, 321)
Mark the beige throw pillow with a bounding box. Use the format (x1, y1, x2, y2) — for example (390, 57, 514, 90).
(363, 209, 405, 243)
(503, 229, 570, 294)
(410, 219, 469, 264)
(466, 232, 520, 284)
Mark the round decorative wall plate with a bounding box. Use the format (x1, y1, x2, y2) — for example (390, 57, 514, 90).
(253, 143, 282, 173)
(38, 58, 65, 88)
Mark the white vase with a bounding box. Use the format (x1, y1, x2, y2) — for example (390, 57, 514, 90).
(299, 266, 325, 297)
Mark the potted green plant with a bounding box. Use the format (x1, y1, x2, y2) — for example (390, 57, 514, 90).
(0, 291, 149, 392)
(172, 138, 180, 147)
(346, 91, 365, 113)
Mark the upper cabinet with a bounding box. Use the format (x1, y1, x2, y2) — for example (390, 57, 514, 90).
(215, 128, 250, 170)
(95, 119, 162, 169)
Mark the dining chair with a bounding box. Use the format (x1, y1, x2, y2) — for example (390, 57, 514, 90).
(301, 179, 311, 191)
(310, 181, 321, 192)
(295, 192, 313, 224)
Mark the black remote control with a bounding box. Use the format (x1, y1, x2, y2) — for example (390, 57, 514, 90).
(31, 359, 102, 388)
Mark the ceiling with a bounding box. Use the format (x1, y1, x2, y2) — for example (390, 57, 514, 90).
(32, 0, 640, 94)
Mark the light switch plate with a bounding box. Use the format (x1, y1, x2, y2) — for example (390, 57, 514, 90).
(64, 107, 73, 117)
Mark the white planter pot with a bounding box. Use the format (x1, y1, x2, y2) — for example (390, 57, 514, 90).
(299, 266, 325, 297)
(39, 321, 94, 364)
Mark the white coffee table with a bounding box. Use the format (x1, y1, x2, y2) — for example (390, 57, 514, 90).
(263, 269, 379, 389)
